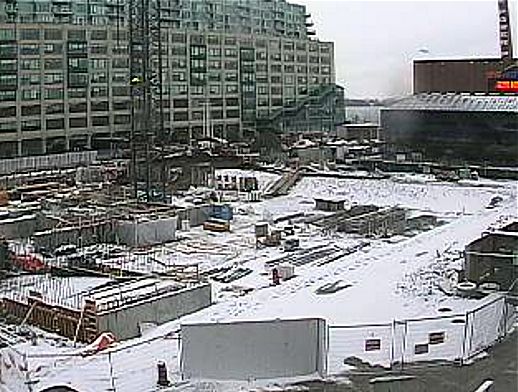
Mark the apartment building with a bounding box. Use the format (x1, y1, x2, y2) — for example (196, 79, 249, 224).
(0, 0, 343, 158)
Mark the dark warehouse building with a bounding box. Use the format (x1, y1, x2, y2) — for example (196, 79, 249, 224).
(381, 94, 518, 166)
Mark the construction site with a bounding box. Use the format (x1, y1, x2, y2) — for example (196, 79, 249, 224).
(0, 0, 516, 391)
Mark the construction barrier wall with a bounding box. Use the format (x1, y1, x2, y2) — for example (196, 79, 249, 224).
(327, 294, 513, 373)
(180, 318, 327, 380)
(0, 151, 97, 176)
(98, 283, 211, 340)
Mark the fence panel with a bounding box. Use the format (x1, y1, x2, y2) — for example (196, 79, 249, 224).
(402, 315, 466, 364)
(465, 296, 507, 360)
(327, 323, 393, 373)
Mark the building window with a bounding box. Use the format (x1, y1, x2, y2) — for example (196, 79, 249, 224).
(45, 103, 64, 114)
(224, 48, 237, 57)
(112, 86, 129, 97)
(0, 106, 16, 118)
(90, 44, 107, 55)
(91, 87, 108, 98)
(0, 29, 15, 41)
(0, 121, 17, 133)
(191, 86, 205, 95)
(68, 88, 87, 99)
(172, 58, 187, 69)
(224, 61, 237, 70)
(21, 105, 40, 116)
(20, 44, 39, 55)
(19, 29, 40, 40)
(225, 72, 238, 82)
(45, 88, 63, 100)
(256, 63, 267, 73)
(208, 48, 221, 57)
(21, 119, 41, 132)
(209, 84, 221, 95)
(271, 86, 282, 95)
(172, 33, 186, 44)
(257, 85, 268, 95)
(46, 118, 65, 130)
(226, 109, 239, 118)
(226, 84, 238, 94)
(190, 45, 206, 56)
(209, 60, 221, 69)
(171, 84, 188, 95)
(20, 59, 40, 70)
(91, 59, 108, 70)
(172, 46, 187, 56)
(92, 116, 109, 127)
(0, 74, 17, 86)
(91, 30, 107, 40)
(91, 72, 108, 84)
(114, 115, 130, 125)
(22, 89, 40, 101)
(44, 43, 63, 55)
(68, 30, 86, 41)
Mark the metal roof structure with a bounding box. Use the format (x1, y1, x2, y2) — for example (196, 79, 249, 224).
(385, 94, 518, 113)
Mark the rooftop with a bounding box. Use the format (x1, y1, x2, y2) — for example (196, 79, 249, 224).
(385, 93, 518, 113)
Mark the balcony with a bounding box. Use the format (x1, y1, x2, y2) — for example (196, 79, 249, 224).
(105, 0, 125, 7)
(53, 7, 73, 15)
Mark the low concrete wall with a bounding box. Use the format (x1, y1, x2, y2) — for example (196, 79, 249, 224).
(97, 283, 211, 340)
(181, 318, 327, 380)
(0, 214, 36, 239)
(115, 216, 177, 247)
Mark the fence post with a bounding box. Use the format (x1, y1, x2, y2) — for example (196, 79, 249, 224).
(401, 320, 408, 372)
(461, 311, 470, 365)
(390, 319, 396, 369)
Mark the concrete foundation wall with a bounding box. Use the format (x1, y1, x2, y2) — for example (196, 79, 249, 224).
(97, 283, 211, 340)
(32, 221, 115, 250)
(115, 216, 177, 247)
(181, 318, 327, 380)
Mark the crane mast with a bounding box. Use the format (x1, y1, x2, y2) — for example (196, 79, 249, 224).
(128, 0, 166, 202)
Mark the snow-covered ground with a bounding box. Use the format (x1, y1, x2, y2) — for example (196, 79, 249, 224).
(5, 175, 517, 392)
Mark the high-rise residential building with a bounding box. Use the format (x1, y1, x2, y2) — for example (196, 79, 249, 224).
(0, 0, 344, 158)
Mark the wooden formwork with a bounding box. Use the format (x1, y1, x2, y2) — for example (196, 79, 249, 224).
(0, 296, 99, 343)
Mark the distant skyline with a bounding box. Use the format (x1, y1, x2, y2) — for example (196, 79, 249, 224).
(297, 0, 518, 98)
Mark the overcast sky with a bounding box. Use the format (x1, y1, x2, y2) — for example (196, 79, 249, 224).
(297, 0, 518, 98)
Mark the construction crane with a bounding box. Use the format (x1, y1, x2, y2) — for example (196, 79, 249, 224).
(128, 0, 167, 203)
(498, 0, 514, 60)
